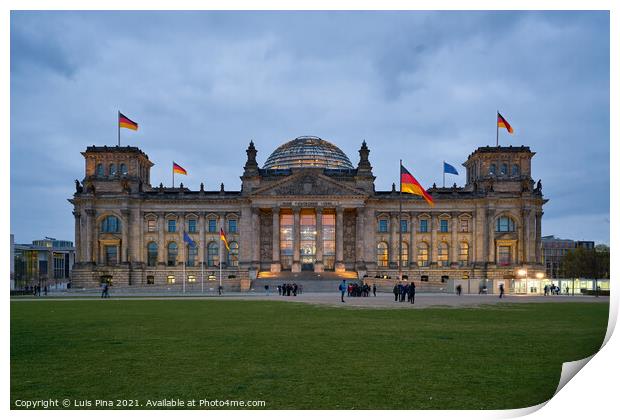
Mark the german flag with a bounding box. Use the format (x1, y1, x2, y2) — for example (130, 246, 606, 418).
(401, 164, 434, 206)
(220, 228, 230, 251)
(119, 112, 138, 131)
(497, 112, 514, 134)
(173, 162, 187, 175)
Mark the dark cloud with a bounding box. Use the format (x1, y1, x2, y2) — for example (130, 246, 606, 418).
(10, 11, 610, 244)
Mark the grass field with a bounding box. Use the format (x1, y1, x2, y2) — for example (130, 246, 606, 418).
(11, 300, 608, 409)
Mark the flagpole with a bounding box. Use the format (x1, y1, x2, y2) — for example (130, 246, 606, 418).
(117, 110, 121, 147)
(443, 161, 445, 188)
(183, 260, 186, 294)
(201, 256, 204, 294)
(172, 163, 175, 188)
(399, 159, 403, 281)
(496, 110, 499, 147)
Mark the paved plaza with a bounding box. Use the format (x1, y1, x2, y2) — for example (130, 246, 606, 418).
(11, 292, 609, 309)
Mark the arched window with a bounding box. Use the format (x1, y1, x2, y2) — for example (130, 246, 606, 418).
(376, 242, 388, 267)
(186, 243, 197, 267)
(489, 164, 496, 175)
(401, 242, 409, 267)
(101, 215, 120, 233)
(167, 242, 178, 266)
(438, 242, 449, 267)
(227, 242, 239, 267)
(109, 164, 117, 176)
(207, 242, 219, 267)
(512, 164, 520, 176)
(417, 242, 429, 267)
(496, 216, 515, 232)
(500, 163, 508, 175)
(147, 242, 158, 267)
(96, 163, 104, 176)
(120, 163, 128, 175)
(459, 242, 469, 266)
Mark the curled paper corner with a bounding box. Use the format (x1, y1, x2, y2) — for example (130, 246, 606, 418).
(554, 355, 594, 396)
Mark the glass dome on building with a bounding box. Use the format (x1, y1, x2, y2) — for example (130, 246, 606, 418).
(263, 136, 354, 170)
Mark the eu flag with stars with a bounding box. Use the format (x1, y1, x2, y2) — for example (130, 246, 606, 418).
(183, 232, 196, 247)
(443, 162, 459, 175)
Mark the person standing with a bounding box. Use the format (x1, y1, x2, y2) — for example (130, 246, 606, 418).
(265, 284, 270, 296)
(409, 282, 416, 304)
(372, 283, 377, 297)
(339, 280, 347, 303)
(393, 284, 399, 302)
(499, 283, 505, 299)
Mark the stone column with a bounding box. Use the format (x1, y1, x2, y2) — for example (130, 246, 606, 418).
(121, 210, 130, 264)
(487, 210, 496, 264)
(315, 208, 324, 272)
(389, 212, 398, 266)
(179, 213, 185, 266)
(409, 212, 416, 267)
(355, 208, 365, 269)
(430, 213, 437, 266)
(85, 209, 96, 264)
(157, 212, 165, 265)
(219, 213, 226, 267)
(535, 211, 542, 264)
(292, 207, 301, 272)
(451, 213, 458, 266)
(199, 212, 206, 267)
(271, 207, 281, 272)
(252, 208, 260, 266)
(335, 207, 345, 272)
(73, 211, 81, 263)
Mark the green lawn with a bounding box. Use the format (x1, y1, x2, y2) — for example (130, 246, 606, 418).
(11, 300, 608, 409)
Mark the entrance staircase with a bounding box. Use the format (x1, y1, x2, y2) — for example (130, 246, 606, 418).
(252, 271, 358, 293)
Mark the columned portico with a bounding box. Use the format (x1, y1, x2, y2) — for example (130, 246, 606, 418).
(292, 207, 301, 272)
(335, 207, 345, 272)
(315, 208, 324, 272)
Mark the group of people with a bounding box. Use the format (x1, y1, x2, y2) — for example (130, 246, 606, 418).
(392, 282, 416, 304)
(347, 282, 376, 297)
(101, 283, 110, 298)
(544, 284, 566, 295)
(277, 283, 303, 296)
(25, 284, 48, 296)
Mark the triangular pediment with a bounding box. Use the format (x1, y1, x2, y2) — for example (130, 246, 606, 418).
(251, 172, 367, 197)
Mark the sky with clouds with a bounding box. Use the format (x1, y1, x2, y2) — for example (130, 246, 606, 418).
(10, 11, 610, 245)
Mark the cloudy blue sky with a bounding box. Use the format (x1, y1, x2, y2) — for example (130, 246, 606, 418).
(10, 11, 610, 244)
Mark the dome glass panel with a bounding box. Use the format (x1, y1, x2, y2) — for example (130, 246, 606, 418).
(263, 136, 353, 170)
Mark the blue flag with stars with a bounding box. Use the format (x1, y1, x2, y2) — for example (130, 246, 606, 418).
(183, 232, 196, 247)
(443, 161, 459, 175)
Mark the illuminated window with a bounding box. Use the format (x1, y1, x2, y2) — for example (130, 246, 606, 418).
(167, 275, 175, 284)
(459, 242, 469, 266)
(187, 275, 196, 283)
(498, 246, 512, 266)
(376, 242, 388, 267)
(417, 243, 429, 267)
(438, 242, 449, 267)
(147, 219, 157, 232)
(459, 219, 469, 233)
(227, 242, 239, 267)
(401, 242, 409, 266)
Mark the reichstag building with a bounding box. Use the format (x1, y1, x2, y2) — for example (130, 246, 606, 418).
(70, 136, 546, 292)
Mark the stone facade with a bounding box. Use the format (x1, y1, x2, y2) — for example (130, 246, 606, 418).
(69, 139, 546, 292)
